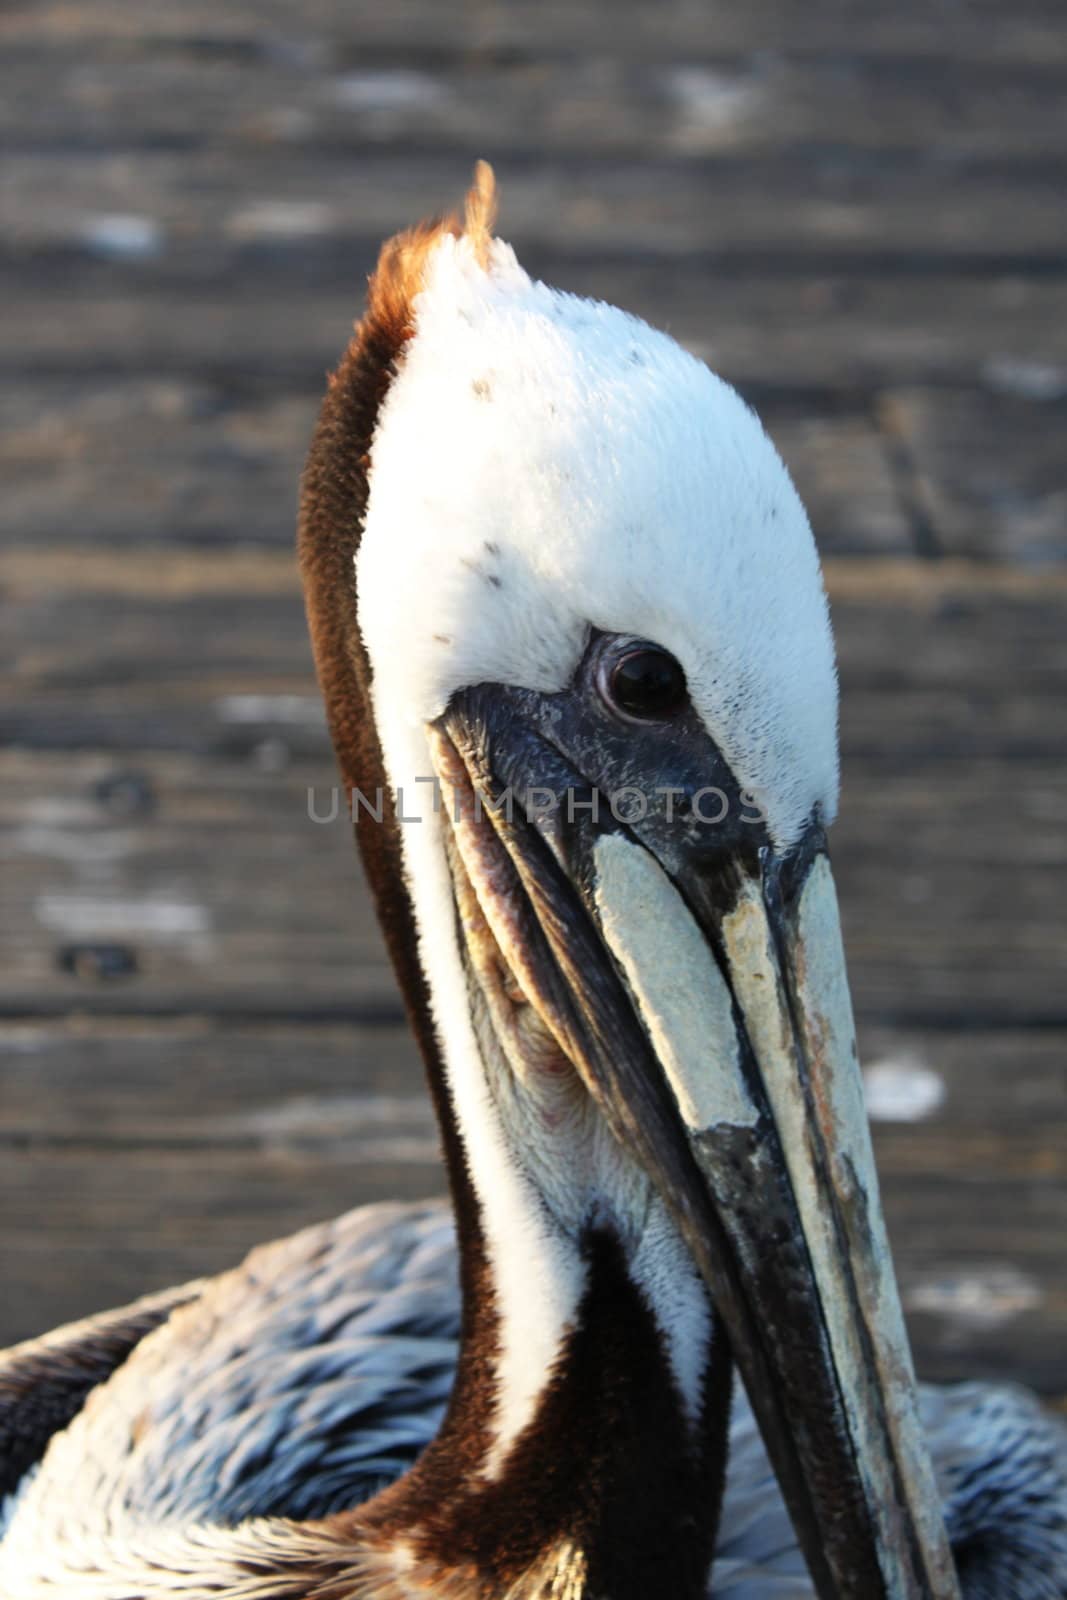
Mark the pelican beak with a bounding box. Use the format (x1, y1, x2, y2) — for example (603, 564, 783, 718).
(431, 684, 960, 1600)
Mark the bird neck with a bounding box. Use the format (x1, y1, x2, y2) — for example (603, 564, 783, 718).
(333, 775, 732, 1596)
(355, 1225, 731, 1600)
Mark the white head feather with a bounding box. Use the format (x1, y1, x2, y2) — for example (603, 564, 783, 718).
(358, 227, 839, 851)
(353, 215, 840, 1465)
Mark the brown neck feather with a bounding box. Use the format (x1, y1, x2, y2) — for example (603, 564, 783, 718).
(297, 205, 477, 1242)
(354, 1230, 730, 1600)
(297, 184, 729, 1598)
(296, 203, 519, 1568)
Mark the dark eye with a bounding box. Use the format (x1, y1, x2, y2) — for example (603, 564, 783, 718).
(602, 645, 688, 722)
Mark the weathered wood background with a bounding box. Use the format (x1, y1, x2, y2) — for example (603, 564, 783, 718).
(1, 0, 1065, 1404)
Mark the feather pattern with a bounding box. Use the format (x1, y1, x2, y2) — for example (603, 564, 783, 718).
(0, 1280, 203, 1509)
(2, 1202, 1065, 1597)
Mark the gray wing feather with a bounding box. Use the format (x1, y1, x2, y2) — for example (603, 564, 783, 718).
(0, 1280, 203, 1504)
(5, 1200, 1066, 1598)
(4, 1202, 458, 1533)
(920, 1382, 1067, 1600)
(713, 1379, 1067, 1598)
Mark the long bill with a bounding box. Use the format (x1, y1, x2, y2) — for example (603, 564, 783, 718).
(429, 691, 961, 1600)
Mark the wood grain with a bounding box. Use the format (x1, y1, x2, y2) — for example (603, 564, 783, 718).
(1, 0, 1064, 1411)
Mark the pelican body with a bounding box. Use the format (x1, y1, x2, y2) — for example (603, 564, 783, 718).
(4, 1204, 1065, 1599)
(2, 167, 1065, 1600)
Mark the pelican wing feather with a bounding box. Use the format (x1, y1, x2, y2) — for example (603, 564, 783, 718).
(3, 1201, 1065, 1599)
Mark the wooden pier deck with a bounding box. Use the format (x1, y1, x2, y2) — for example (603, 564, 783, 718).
(1, 0, 1065, 1404)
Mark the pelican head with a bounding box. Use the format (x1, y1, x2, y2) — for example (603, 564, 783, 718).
(300, 166, 959, 1599)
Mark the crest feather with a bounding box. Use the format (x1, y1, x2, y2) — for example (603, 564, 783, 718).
(463, 159, 498, 269)
(356, 161, 499, 353)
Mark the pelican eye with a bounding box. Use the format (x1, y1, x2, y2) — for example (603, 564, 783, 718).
(602, 645, 688, 722)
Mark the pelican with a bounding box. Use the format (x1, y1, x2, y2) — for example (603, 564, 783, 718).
(1, 165, 1064, 1600)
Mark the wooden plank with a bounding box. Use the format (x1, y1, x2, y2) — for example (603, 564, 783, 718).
(831, 759, 1067, 1025)
(1, 548, 301, 598)
(6, 568, 1067, 755)
(2, 47, 1065, 164)
(2, 1019, 1064, 1393)
(0, 748, 401, 1014)
(5, 0, 1067, 70)
(0, 1147, 445, 1348)
(3, 148, 1065, 268)
(879, 1174, 1067, 1394)
(2, 264, 1064, 401)
(3, 1176, 1063, 1391)
(4, 1018, 1065, 1142)
(0, 377, 911, 556)
(836, 585, 1067, 763)
(773, 409, 912, 556)
(8, 548, 1067, 601)
(859, 1024, 1067, 1131)
(0, 1019, 427, 1138)
(6, 570, 1065, 741)
(4, 369, 1064, 569)
(880, 387, 1067, 565)
(0, 379, 313, 550)
(1, 726, 1065, 1026)
(1, 0, 1065, 1425)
